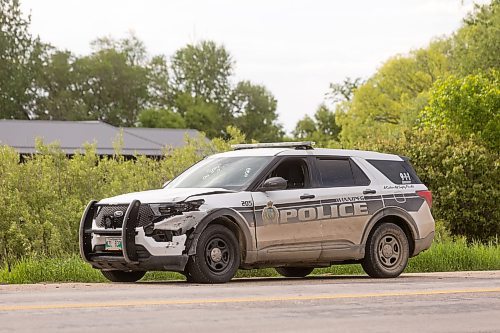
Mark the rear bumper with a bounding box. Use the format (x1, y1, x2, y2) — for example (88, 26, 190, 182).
(412, 231, 434, 257)
(79, 200, 189, 272)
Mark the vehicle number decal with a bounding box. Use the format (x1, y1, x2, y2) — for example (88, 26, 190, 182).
(400, 172, 411, 183)
(241, 200, 253, 207)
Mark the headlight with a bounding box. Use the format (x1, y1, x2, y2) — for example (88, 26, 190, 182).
(149, 199, 205, 216)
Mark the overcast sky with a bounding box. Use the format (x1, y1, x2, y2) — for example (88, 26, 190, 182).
(21, 0, 488, 132)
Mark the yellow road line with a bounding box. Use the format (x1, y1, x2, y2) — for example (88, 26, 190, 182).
(1, 288, 499, 312)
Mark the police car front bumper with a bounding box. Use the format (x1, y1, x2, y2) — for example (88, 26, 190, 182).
(79, 200, 189, 272)
(87, 253, 189, 272)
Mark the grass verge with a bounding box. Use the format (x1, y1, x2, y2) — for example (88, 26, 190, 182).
(1, 238, 499, 284)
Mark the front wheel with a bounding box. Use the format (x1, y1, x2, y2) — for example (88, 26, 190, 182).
(362, 223, 410, 278)
(275, 267, 314, 278)
(101, 270, 146, 282)
(186, 224, 241, 283)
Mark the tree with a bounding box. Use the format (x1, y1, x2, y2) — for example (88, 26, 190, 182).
(33, 33, 178, 125)
(33, 35, 152, 125)
(167, 42, 284, 140)
(293, 104, 340, 146)
(146, 55, 171, 109)
(184, 101, 221, 138)
(315, 105, 340, 139)
(90, 33, 148, 67)
(138, 108, 186, 128)
(421, 70, 499, 150)
(34, 50, 88, 120)
(232, 81, 283, 142)
(35, 34, 171, 125)
(1, 13, 284, 139)
(75, 36, 150, 126)
(0, 0, 44, 119)
(175, 94, 222, 138)
(336, 40, 450, 145)
(333, 1, 498, 146)
(293, 115, 316, 140)
(170, 41, 233, 115)
(450, 0, 500, 75)
(327, 77, 363, 104)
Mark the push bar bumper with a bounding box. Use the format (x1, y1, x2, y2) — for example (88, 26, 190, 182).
(78, 200, 188, 272)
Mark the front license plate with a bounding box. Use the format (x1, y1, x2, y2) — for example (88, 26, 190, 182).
(105, 237, 122, 251)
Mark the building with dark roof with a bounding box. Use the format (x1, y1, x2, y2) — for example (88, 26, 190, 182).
(0, 120, 202, 157)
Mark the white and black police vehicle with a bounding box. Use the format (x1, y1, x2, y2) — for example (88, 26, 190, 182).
(79, 142, 435, 283)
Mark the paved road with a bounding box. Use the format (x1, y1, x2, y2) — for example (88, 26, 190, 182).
(1, 271, 499, 333)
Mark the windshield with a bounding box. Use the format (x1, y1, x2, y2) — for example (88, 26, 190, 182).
(165, 156, 273, 190)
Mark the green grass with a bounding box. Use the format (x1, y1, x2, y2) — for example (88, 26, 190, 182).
(1, 238, 499, 284)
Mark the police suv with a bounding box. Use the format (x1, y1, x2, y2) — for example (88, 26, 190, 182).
(79, 142, 435, 283)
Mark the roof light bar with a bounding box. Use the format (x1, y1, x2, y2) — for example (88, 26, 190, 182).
(231, 141, 315, 150)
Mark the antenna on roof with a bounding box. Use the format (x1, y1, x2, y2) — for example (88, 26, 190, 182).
(231, 141, 315, 150)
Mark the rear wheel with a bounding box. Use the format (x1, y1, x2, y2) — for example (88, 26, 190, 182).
(362, 223, 409, 278)
(101, 270, 146, 282)
(186, 224, 240, 283)
(275, 267, 314, 278)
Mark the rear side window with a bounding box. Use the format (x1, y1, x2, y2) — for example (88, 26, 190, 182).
(351, 161, 371, 186)
(316, 158, 370, 187)
(367, 159, 422, 184)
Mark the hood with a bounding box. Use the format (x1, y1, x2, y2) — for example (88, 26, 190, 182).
(98, 187, 233, 205)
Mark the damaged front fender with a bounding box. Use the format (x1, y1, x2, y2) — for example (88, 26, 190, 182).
(179, 208, 257, 259)
(153, 211, 207, 235)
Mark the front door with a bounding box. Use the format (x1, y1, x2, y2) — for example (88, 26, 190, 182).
(251, 157, 322, 262)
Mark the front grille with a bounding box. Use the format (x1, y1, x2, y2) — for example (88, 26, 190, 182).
(95, 204, 154, 228)
(137, 205, 155, 227)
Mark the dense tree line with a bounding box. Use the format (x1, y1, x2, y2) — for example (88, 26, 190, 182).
(327, 0, 498, 241)
(0, 0, 283, 141)
(1, 0, 498, 243)
(2, 0, 497, 145)
(308, 0, 499, 147)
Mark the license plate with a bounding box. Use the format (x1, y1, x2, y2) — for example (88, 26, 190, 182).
(105, 237, 122, 251)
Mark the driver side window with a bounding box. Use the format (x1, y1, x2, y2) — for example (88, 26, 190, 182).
(269, 158, 310, 189)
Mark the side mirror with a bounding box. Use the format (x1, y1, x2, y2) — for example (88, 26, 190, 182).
(260, 177, 287, 191)
(162, 180, 171, 188)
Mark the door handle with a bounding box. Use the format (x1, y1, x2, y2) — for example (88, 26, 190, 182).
(300, 194, 315, 200)
(363, 189, 377, 195)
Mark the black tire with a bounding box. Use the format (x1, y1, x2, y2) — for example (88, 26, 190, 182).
(275, 267, 314, 278)
(101, 270, 146, 282)
(186, 224, 241, 283)
(362, 223, 410, 278)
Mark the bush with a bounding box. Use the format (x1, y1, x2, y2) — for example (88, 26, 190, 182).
(0, 125, 497, 270)
(0, 128, 245, 269)
(356, 129, 499, 242)
(421, 70, 499, 150)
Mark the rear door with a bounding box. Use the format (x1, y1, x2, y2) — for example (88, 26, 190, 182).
(310, 157, 383, 261)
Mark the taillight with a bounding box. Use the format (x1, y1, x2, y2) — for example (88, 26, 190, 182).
(417, 190, 432, 209)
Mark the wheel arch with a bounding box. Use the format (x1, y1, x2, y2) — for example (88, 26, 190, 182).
(361, 207, 419, 257)
(186, 208, 254, 262)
